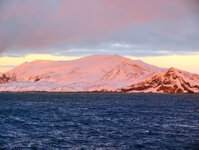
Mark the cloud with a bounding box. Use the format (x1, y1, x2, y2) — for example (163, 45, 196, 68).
(0, 0, 198, 56)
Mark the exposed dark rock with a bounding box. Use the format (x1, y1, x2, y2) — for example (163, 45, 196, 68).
(34, 76, 40, 82)
(120, 67, 199, 93)
(181, 83, 194, 93)
(0, 74, 16, 84)
(121, 85, 153, 92)
(28, 76, 41, 82)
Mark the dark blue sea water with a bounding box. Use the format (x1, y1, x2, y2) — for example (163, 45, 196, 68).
(0, 93, 199, 149)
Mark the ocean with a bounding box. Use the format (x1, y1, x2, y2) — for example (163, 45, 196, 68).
(0, 92, 199, 149)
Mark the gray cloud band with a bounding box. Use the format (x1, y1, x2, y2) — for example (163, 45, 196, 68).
(0, 0, 198, 56)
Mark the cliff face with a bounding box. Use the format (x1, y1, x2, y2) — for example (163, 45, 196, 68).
(120, 67, 199, 93)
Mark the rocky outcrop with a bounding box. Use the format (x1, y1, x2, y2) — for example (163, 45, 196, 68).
(120, 67, 199, 93)
(0, 73, 16, 84)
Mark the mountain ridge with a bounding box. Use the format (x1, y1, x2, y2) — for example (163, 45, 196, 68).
(120, 67, 199, 93)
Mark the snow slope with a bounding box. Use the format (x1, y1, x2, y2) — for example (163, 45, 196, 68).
(120, 67, 199, 93)
(0, 55, 161, 92)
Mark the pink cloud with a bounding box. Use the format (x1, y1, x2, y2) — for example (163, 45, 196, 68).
(0, 0, 198, 53)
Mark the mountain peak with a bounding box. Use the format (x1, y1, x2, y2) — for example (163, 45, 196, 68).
(32, 60, 53, 63)
(164, 67, 180, 77)
(121, 67, 199, 93)
(168, 67, 176, 71)
(82, 54, 126, 61)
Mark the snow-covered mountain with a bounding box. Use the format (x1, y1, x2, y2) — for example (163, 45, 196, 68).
(120, 67, 199, 93)
(0, 55, 198, 93)
(0, 55, 161, 92)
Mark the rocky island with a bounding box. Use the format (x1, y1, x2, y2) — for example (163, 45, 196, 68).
(0, 55, 198, 93)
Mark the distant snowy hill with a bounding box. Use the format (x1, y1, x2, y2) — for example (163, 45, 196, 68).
(120, 67, 199, 93)
(0, 55, 162, 92)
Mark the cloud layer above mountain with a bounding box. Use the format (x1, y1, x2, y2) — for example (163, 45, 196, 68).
(0, 0, 199, 56)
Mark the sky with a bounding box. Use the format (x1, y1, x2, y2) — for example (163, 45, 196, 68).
(0, 0, 199, 73)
